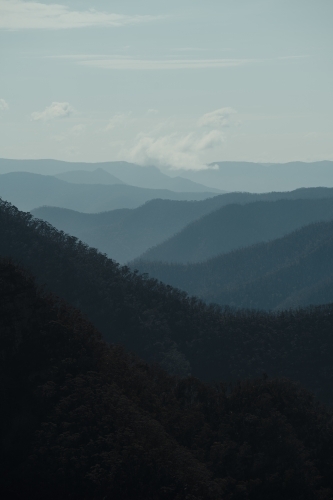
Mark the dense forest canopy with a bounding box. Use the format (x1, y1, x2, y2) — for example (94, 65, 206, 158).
(2, 258, 333, 499)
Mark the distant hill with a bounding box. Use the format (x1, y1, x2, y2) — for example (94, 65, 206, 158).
(3, 258, 333, 499)
(139, 194, 333, 263)
(5, 198, 333, 408)
(134, 219, 333, 311)
(32, 195, 239, 263)
(0, 158, 221, 193)
(54, 167, 125, 185)
(163, 160, 333, 192)
(0, 172, 216, 212)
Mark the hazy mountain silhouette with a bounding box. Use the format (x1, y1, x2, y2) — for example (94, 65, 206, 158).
(54, 167, 125, 185)
(0, 172, 216, 212)
(134, 219, 333, 310)
(32, 195, 239, 263)
(163, 160, 333, 192)
(3, 258, 333, 499)
(0, 158, 221, 193)
(139, 195, 333, 263)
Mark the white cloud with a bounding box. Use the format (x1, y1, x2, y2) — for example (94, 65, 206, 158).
(78, 57, 260, 70)
(126, 108, 239, 170)
(31, 101, 75, 121)
(198, 107, 237, 128)
(0, 0, 163, 30)
(0, 98, 9, 110)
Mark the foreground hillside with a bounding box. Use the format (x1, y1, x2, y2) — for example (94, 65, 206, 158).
(0, 172, 215, 213)
(139, 197, 333, 263)
(134, 219, 333, 310)
(3, 199, 333, 405)
(2, 258, 333, 500)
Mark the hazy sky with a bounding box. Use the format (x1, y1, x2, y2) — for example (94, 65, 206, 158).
(0, 0, 332, 169)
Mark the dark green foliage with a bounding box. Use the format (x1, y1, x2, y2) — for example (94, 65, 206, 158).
(134, 219, 333, 310)
(3, 199, 333, 407)
(2, 259, 333, 500)
(139, 197, 333, 264)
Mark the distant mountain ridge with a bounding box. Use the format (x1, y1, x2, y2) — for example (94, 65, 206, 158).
(54, 168, 125, 185)
(0, 158, 221, 193)
(162, 160, 333, 192)
(134, 218, 333, 311)
(138, 192, 333, 264)
(0, 171, 217, 213)
(32, 187, 333, 263)
(32, 195, 237, 263)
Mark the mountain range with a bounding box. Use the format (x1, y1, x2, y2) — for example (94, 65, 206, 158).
(32, 187, 333, 263)
(163, 160, 333, 192)
(0, 158, 221, 193)
(138, 194, 333, 264)
(0, 172, 216, 213)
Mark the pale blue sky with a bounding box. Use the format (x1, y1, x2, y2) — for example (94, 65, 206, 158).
(0, 0, 332, 169)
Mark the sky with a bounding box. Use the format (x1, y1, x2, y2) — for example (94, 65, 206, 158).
(0, 0, 332, 170)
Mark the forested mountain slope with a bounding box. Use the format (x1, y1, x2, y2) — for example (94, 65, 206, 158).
(3, 199, 333, 406)
(0, 172, 215, 212)
(32, 196, 236, 263)
(139, 197, 333, 263)
(134, 220, 333, 310)
(33, 188, 333, 263)
(3, 259, 333, 500)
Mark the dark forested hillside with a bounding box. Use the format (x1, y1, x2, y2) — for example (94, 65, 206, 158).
(139, 197, 333, 264)
(0, 172, 216, 213)
(2, 258, 333, 500)
(3, 198, 333, 407)
(134, 220, 333, 311)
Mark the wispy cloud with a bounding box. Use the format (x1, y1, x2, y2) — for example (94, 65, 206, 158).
(0, 0, 164, 30)
(127, 108, 238, 170)
(0, 98, 9, 110)
(31, 101, 75, 121)
(77, 57, 260, 70)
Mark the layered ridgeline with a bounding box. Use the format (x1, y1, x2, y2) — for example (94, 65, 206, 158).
(0, 158, 221, 193)
(3, 259, 333, 500)
(33, 188, 333, 263)
(139, 196, 333, 264)
(134, 220, 333, 310)
(3, 199, 333, 406)
(0, 172, 216, 213)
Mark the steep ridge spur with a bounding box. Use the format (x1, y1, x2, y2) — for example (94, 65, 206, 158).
(3, 198, 333, 406)
(2, 258, 333, 499)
